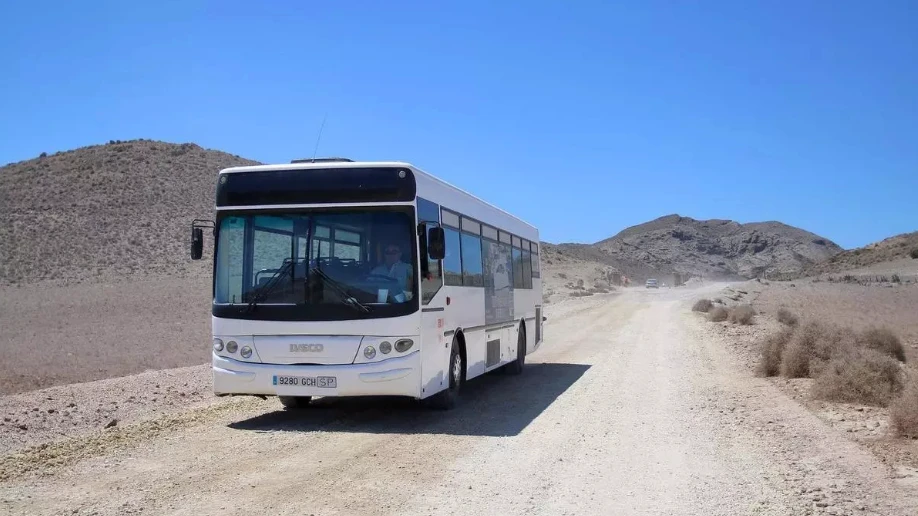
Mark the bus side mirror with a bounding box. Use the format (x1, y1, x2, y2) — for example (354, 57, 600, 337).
(427, 227, 445, 260)
(191, 227, 204, 260)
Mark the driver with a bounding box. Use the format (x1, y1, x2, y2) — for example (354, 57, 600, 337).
(371, 243, 413, 297)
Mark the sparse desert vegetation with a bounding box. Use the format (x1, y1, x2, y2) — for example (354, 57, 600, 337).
(753, 308, 915, 437)
(728, 304, 755, 325)
(708, 275, 918, 453)
(708, 306, 729, 322)
(811, 347, 903, 407)
(776, 308, 799, 326)
(890, 371, 918, 438)
(860, 327, 906, 362)
(755, 327, 795, 377)
(692, 298, 713, 312)
(761, 320, 907, 394)
(699, 302, 755, 325)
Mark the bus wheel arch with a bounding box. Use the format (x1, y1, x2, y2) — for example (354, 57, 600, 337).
(506, 322, 526, 375)
(427, 332, 464, 410)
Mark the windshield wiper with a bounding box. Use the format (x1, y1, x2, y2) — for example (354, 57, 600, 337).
(310, 267, 370, 313)
(246, 260, 294, 312)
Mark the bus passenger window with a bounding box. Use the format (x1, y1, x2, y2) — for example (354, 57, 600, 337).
(443, 228, 463, 286)
(461, 233, 483, 286)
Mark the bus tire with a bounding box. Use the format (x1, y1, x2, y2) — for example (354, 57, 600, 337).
(506, 324, 526, 375)
(428, 339, 462, 410)
(279, 396, 312, 410)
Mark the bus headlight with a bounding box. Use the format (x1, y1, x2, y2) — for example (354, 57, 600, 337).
(379, 341, 392, 354)
(364, 346, 376, 359)
(213, 338, 224, 352)
(226, 341, 239, 354)
(240, 346, 253, 359)
(394, 339, 414, 353)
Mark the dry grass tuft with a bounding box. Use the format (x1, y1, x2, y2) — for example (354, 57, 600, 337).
(708, 306, 729, 322)
(756, 327, 795, 377)
(776, 308, 799, 327)
(729, 305, 755, 325)
(890, 370, 918, 438)
(759, 319, 907, 407)
(779, 322, 845, 378)
(812, 348, 903, 407)
(692, 299, 713, 313)
(859, 327, 906, 362)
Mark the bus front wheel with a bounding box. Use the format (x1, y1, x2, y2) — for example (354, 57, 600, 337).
(427, 339, 462, 410)
(279, 396, 312, 410)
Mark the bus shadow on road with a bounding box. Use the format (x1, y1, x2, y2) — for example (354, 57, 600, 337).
(227, 362, 590, 437)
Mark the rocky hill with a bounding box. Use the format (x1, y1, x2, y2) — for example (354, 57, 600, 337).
(0, 140, 259, 286)
(596, 214, 842, 278)
(797, 230, 918, 278)
(548, 214, 842, 283)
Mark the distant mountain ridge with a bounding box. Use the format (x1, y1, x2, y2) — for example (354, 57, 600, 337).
(548, 214, 843, 281)
(1, 141, 844, 287)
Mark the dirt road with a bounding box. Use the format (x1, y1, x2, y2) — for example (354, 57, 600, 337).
(3, 286, 918, 515)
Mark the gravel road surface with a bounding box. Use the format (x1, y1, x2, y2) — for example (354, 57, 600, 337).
(3, 286, 918, 515)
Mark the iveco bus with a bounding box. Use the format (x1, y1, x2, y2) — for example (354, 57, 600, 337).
(190, 158, 543, 409)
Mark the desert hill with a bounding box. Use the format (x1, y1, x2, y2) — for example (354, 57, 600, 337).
(592, 214, 842, 279)
(796, 231, 918, 278)
(0, 140, 259, 286)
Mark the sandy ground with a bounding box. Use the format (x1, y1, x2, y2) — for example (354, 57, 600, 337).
(3, 287, 918, 515)
(0, 277, 213, 395)
(690, 278, 918, 483)
(750, 279, 918, 358)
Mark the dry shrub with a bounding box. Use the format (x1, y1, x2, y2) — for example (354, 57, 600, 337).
(729, 305, 755, 325)
(858, 327, 906, 362)
(713, 298, 724, 305)
(890, 370, 918, 438)
(812, 348, 903, 407)
(910, 248, 918, 259)
(776, 308, 798, 327)
(756, 327, 795, 377)
(779, 322, 850, 378)
(708, 306, 728, 322)
(692, 299, 713, 312)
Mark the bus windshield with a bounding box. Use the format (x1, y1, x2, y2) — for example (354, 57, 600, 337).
(213, 207, 418, 321)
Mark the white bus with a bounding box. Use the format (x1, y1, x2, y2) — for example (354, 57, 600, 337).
(190, 158, 543, 409)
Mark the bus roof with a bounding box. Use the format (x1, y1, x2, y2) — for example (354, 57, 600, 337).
(218, 161, 538, 234)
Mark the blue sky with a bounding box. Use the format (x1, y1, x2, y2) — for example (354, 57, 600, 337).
(2, 1, 916, 249)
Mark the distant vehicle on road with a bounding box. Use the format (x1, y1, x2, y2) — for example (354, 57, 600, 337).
(645, 278, 659, 289)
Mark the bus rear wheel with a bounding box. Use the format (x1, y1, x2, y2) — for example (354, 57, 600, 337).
(506, 325, 526, 375)
(279, 396, 312, 410)
(427, 339, 462, 410)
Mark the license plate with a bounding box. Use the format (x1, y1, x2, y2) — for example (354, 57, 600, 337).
(273, 375, 337, 388)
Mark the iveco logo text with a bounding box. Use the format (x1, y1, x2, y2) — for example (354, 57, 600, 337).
(289, 344, 323, 353)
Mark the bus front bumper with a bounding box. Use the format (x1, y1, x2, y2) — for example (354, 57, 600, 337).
(212, 351, 421, 398)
